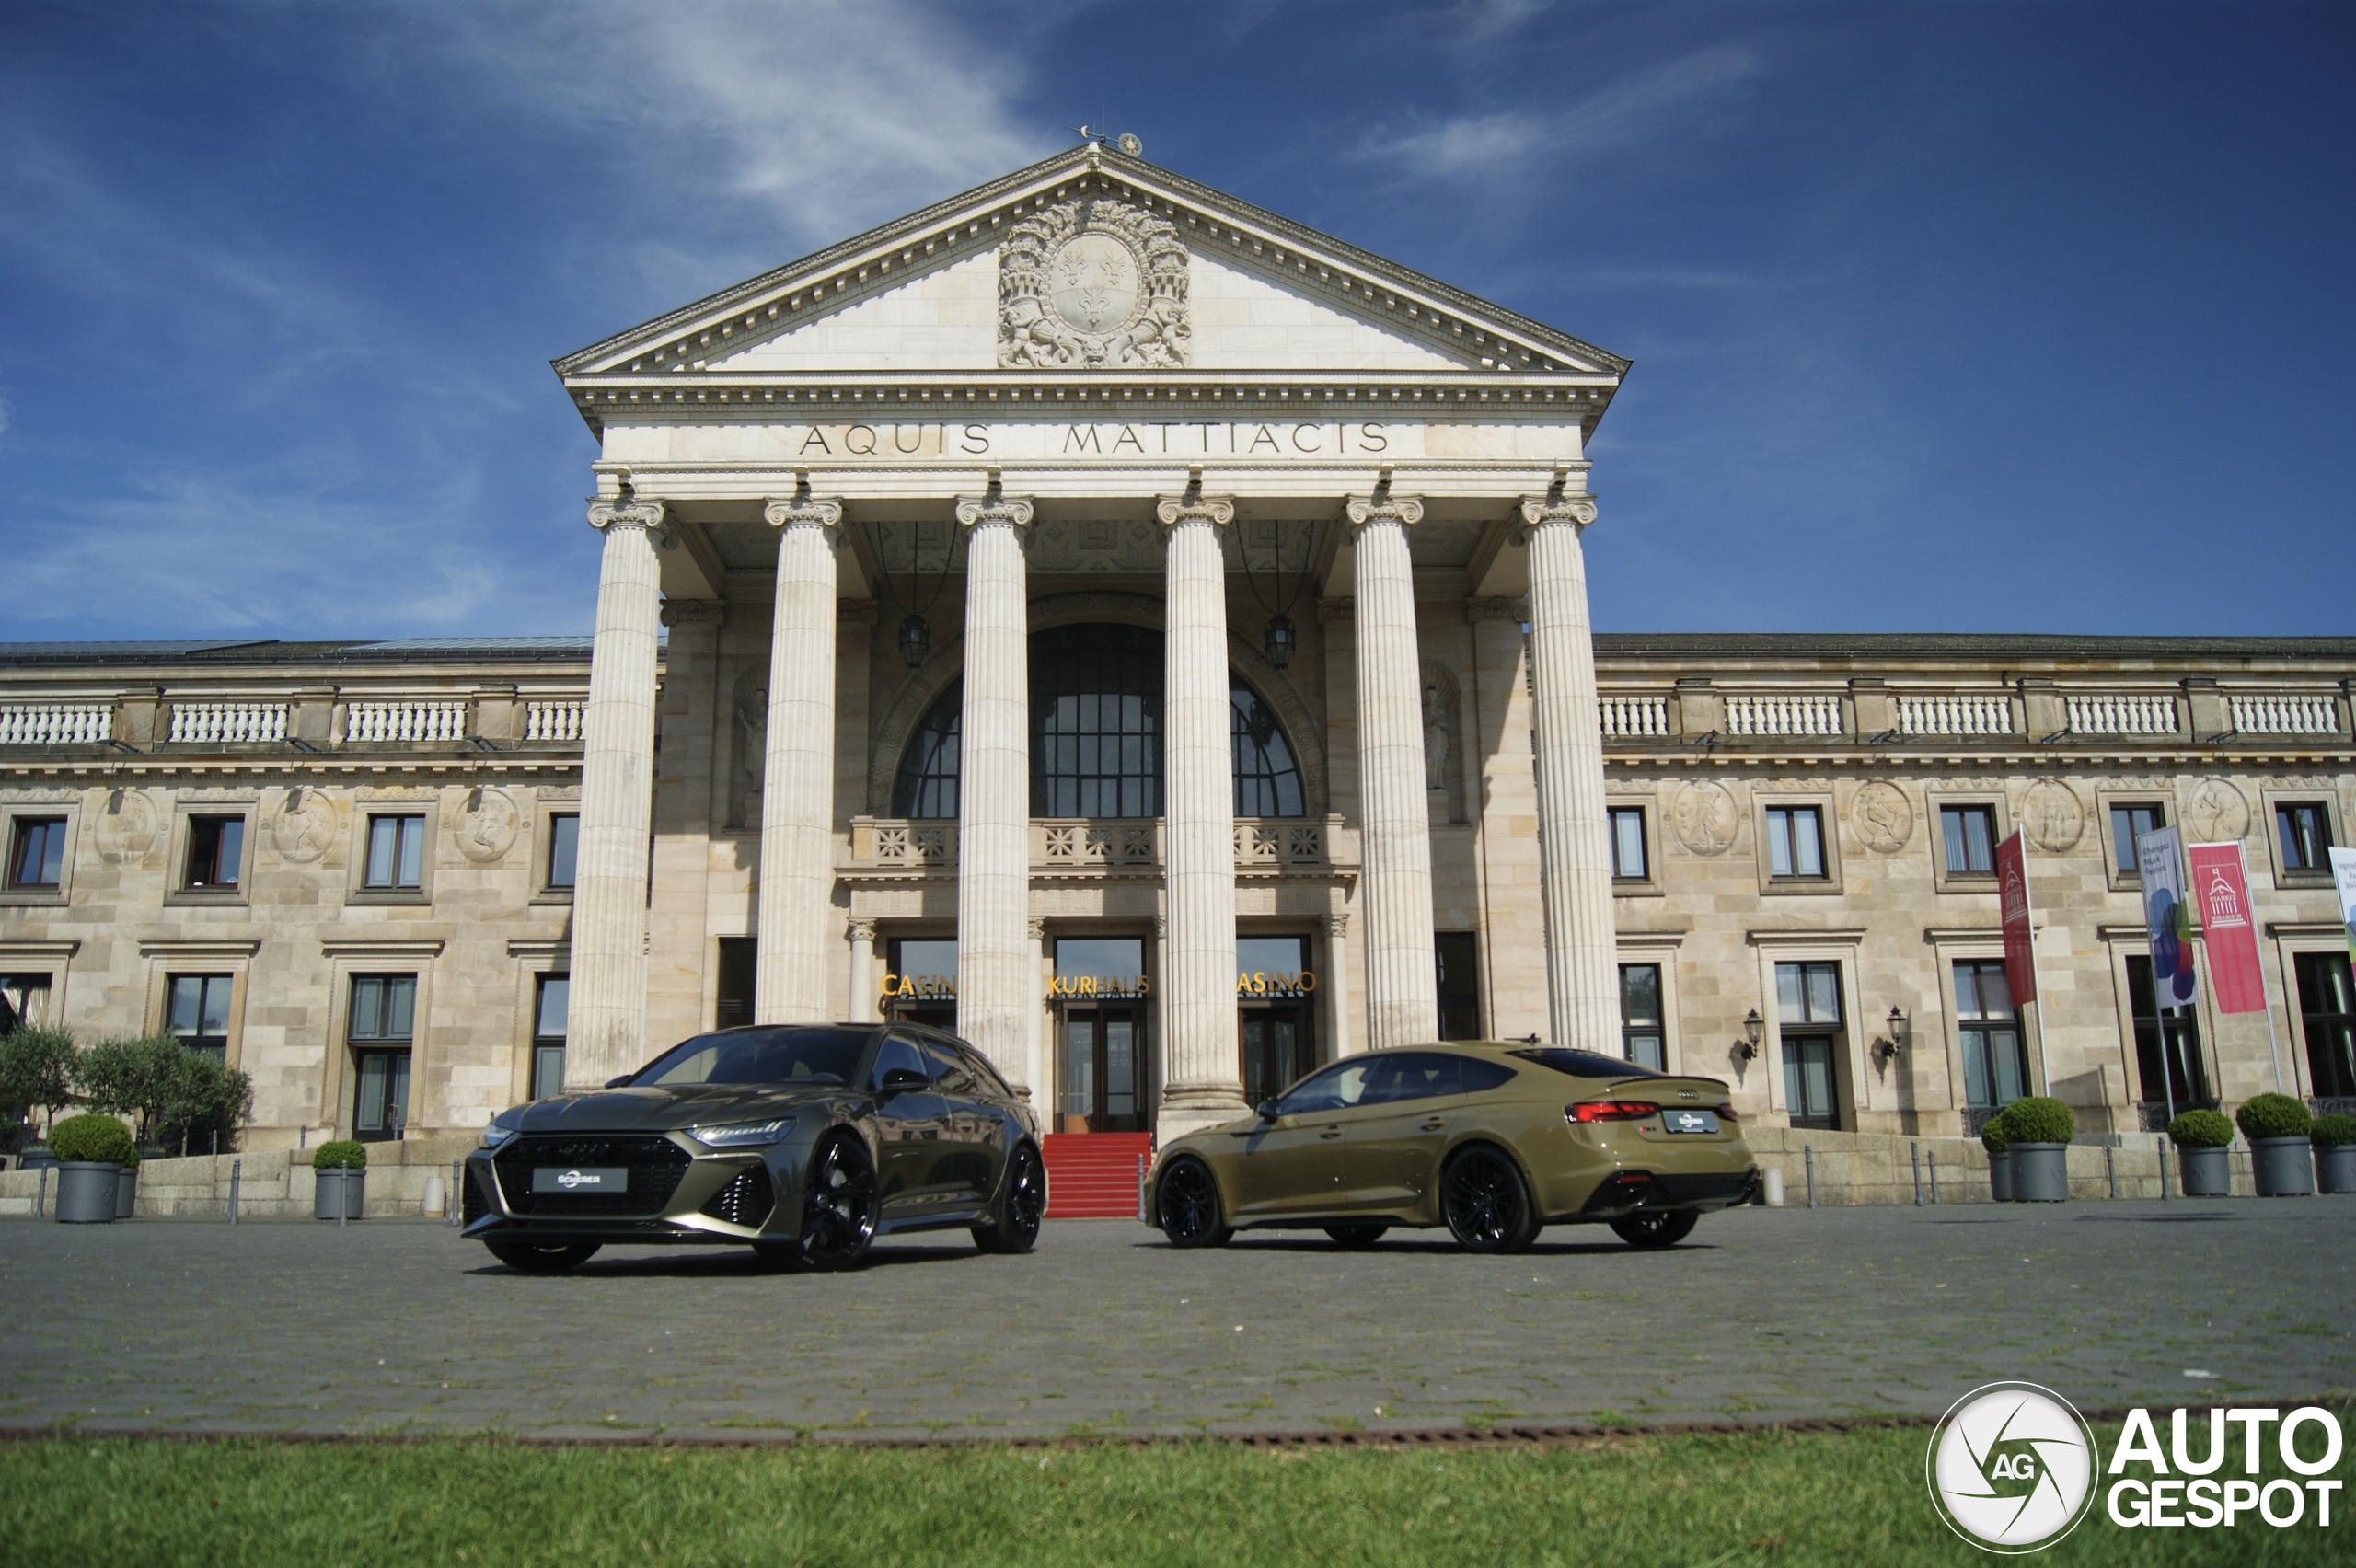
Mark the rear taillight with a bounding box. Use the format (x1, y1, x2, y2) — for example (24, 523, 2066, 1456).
(1567, 1101, 1660, 1124)
(1715, 1103, 1739, 1123)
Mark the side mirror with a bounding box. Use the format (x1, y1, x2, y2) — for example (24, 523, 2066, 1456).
(1256, 1099, 1281, 1121)
(605, 1075, 634, 1089)
(877, 1066, 930, 1096)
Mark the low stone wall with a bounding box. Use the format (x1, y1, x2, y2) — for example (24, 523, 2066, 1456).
(0, 1134, 477, 1220)
(1743, 1125, 2275, 1204)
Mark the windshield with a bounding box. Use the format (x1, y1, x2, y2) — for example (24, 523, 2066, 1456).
(631, 1027, 872, 1088)
(1509, 1047, 1663, 1080)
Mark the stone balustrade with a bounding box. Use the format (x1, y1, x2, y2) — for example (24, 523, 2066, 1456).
(1597, 694, 1669, 737)
(2067, 693, 2177, 735)
(525, 699, 585, 743)
(2230, 692, 2339, 735)
(846, 815, 1340, 872)
(1723, 692, 1842, 737)
(344, 699, 468, 744)
(167, 701, 288, 744)
(0, 703, 113, 745)
(1895, 692, 2014, 736)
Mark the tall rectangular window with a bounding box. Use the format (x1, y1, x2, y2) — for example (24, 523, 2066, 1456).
(1764, 806, 1825, 880)
(185, 815, 245, 889)
(2125, 954, 2210, 1112)
(531, 974, 569, 1101)
(1940, 805, 1998, 876)
(2277, 802, 2334, 873)
(166, 974, 234, 1064)
(1434, 932, 1483, 1041)
(2294, 952, 2356, 1101)
(2109, 802, 2165, 881)
(1609, 807, 1647, 881)
(1953, 959, 2027, 1110)
(1775, 960, 1843, 1130)
(7, 817, 66, 889)
(715, 937, 758, 1030)
(364, 813, 425, 889)
(349, 974, 415, 1142)
(546, 813, 579, 890)
(0, 974, 52, 1033)
(1619, 963, 1664, 1071)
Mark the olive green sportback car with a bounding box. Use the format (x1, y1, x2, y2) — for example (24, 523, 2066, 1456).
(1145, 1043, 1758, 1251)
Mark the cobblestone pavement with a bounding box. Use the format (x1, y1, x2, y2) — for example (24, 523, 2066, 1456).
(2, 1201, 2350, 1441)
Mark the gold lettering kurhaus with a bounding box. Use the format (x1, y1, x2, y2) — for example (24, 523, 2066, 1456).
(792, 422, 1391, 459)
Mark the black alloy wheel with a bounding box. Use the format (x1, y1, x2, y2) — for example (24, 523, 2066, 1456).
(1440, 1146, 1542, 1253)
(1156, 1158, 1230, 1248)
(794, 1134, 881, 1270)
(973, 1141, 1045, 1254)
(1323, 1223, 1389, 1248)
(1610, 1208, 1698, 1250)
(484, 1239, 602, 1274)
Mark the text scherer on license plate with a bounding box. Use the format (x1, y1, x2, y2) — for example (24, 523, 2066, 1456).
(531, 1166, 629, 1193)
(1662, 1110, 1721, 1135)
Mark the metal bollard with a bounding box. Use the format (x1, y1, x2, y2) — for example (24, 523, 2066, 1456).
(1928, 1150, 1938, 1204)
(2105, 1145, 2117, 1199)
(228, 1159, 240, 1225)
(1136, 1155, 1149, 1224)
(35, 1166, 47, 1219)
(1911, 1141, 1923, 1206)
(1804, 1145, 1816, 1210)
(2159, 1142, 2170, 1201)
(449, 1160, 463, 1228)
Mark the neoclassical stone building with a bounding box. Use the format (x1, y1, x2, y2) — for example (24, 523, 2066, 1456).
(3, 146, 2352, 1162)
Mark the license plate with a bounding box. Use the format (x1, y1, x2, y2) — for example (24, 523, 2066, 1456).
(532, 1166, 628, 1193)
(1662, 1110, 1721, 1135)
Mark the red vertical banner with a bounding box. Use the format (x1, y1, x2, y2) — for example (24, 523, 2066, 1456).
(2187, 842, 2267, 1014)
(1996, 829, 2037, 1009)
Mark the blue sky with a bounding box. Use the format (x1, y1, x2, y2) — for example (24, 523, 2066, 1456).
(1, 1, 2349, 640)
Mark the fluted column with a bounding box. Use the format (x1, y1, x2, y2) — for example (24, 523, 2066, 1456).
(1154, 493, 1246, 1136)
(953, 491, 1034, 1093)
(1025, 917, 1046, 1112)
(846, 918, 877, 1024)
(755, 493, 844, 1024)
(1522, 485, 1619, 1051)
(1322, 911, 1353, 1065)
(567, 490, 665, 1088)
(1346, 490, 1438, 1050)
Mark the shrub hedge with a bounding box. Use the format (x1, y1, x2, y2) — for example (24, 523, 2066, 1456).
(1993, 1096, 2074, 1145)
(48, 1113, 136, 1165)
(311, 1140, 367, 1170)
(2166, 1108, 2235, 1148)
(2310, 1113, 2356, 1148)
(2235, 1092, 2312, 1141)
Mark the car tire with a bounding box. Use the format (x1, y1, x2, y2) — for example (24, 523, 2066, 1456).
(1440, 1145, 1542, 1253)
(1323, 1223, 1389, 1248)
(973, 1141, 1046, 1254)
(484, 1239, 601, 1274)
(1610, 1208, 1698, 1250)
(1156, 1157, 1230, 1249)
(793, 1133, 881, 1271)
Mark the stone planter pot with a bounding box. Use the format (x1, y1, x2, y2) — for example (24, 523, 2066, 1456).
(2009, 1143, 2071, 1203)
(114, 1165, 136, 1219)
(314, 1167, 365, 1220)
(2249, 1136, 2315, 1197)
(2178, 1145, 2231, 1196)
(53, 1162, 120, 1224)
(2316, 1145, 2356, 1194)
(1987, 1148, 2013, 1202)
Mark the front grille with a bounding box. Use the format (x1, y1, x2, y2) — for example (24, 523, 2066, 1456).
(493, 1135, 692, 1216)
(462, 1163, 490, 1224)
(698, 1163, 776, 1228)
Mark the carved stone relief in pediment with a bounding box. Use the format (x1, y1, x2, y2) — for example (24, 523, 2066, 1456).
(999, 198, 1189, 368)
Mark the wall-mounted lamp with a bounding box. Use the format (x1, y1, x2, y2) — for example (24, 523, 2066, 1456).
(1886, 1004, 1911, 1052)
(1735, 1008, 1763, 1061)
(1871, 1005, 1911, 1073)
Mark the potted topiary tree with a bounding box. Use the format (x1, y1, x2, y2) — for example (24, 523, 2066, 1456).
(114, 1145, 138, 1218)
(313, 1140, 366, 1220)
(2166, 1109, 2235, 1195)
(2001, 1097, 2076, 1202)
(2236, 1093, 2315, 1197)
(1981, 1118, 2013, 1202)
(2313, 1114, 2356, 1194)
(47, 1113, 134, 1223)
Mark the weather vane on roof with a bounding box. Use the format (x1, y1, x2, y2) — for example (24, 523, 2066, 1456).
(1068, 116, 1143, 158)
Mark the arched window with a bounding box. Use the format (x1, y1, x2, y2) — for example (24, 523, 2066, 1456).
(891, 683, 961, 818)
(1032, 624, 1162, 817)
(887, 627, 1307, 821)
(1231, 681, 1304, 817)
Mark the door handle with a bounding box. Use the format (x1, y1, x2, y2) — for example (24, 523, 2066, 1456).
(1319, 1131, 1342, 1140)
(1420, 1120, 1445, 1131)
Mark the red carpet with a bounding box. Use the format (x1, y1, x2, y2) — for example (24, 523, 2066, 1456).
(1041, 1132, 1153, 1220)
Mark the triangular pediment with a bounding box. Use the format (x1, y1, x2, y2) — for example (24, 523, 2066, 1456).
(555, 144, 1626, 387)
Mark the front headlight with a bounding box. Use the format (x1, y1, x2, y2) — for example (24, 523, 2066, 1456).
(479, 1112, 520, 1150)
(687, 1116, 795, 1148)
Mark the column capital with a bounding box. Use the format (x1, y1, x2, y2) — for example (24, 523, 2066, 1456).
(846, 918, 878, 943)
(1025, 917, 1047, 941)
(1323, 912, 1350, 936)
(763, 496, 844, 543)
(1517, 492, 1598, 539)
(1344, 492, 1423, 531)
(953, 493, 1034, 530)
(658, 598, 726, 629)
(587, 496, 665, 535)
(1154, 493, 1235, 529)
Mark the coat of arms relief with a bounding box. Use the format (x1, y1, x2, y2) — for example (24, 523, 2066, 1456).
(998, 198, 1189, 368)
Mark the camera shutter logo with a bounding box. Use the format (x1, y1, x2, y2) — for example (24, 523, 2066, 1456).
(1927, 1382, 2100, 1552)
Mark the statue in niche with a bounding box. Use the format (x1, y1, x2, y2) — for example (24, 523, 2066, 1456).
(1419, 663, 1467, 824)
(731, 666, 768, 830)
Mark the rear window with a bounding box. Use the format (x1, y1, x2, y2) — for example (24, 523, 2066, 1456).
(633, 1027, 872, 1088)
(1509, 1047, 1662, 1080)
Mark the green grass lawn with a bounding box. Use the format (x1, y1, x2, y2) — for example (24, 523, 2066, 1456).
(0, 1424, 2335, 1567)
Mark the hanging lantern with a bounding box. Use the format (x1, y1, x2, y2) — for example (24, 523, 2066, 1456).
(1262, 613, 1296, 670)
(898, 613, 931, 669)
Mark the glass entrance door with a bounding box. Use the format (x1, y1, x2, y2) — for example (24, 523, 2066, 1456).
(1240, 1005, 1313, 1108)
(1061, 1008, 1142, 1133)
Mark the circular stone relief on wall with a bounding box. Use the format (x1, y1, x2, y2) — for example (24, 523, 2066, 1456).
(2019, 778, 2085, 853)
(454, 787, 521, 864)
(1669, 780, 1742, 857)
(269, 790, 339, 864)
(1851, 779, 1914, 854)
(2185, 777, 2250, 844)
(90, 788, 161, 865)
